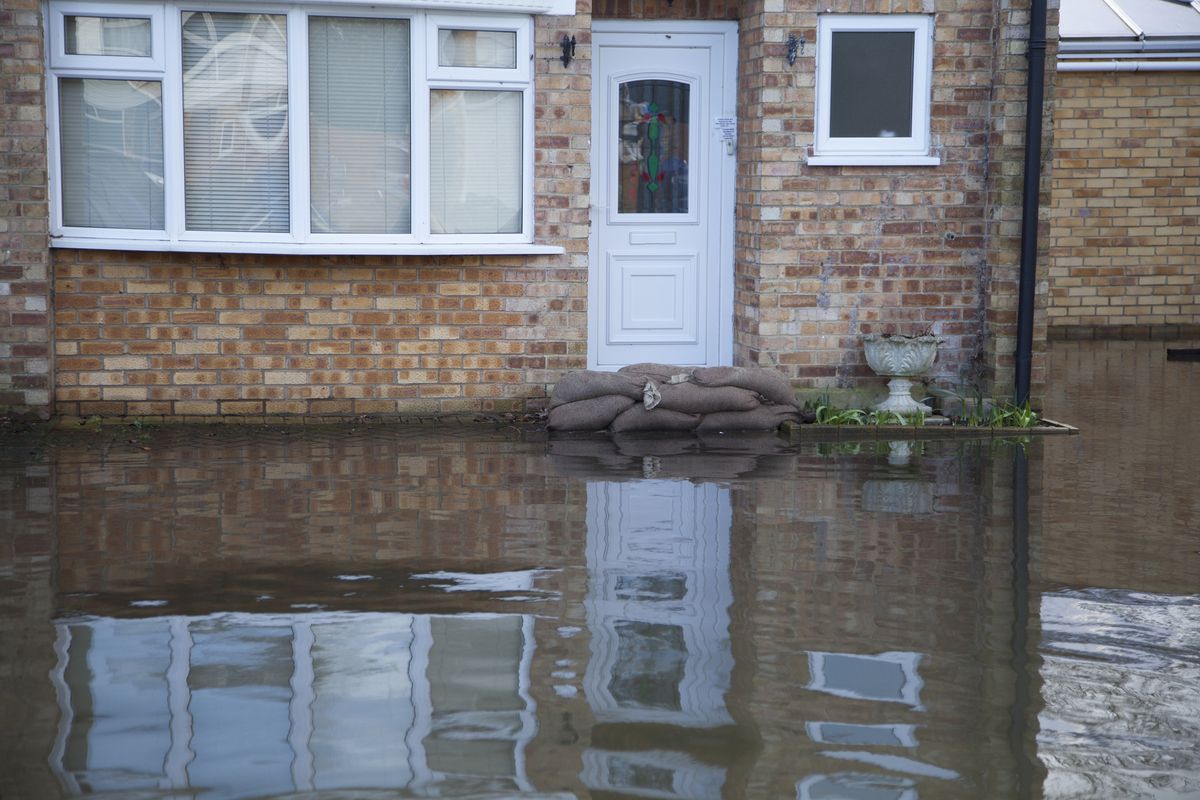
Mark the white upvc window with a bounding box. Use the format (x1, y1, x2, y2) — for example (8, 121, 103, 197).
(809, 14, 939, 167)
(45, 1, 555, 255)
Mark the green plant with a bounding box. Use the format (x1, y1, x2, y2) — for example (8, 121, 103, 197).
(864, 409, 906, 426)
(994, 400, 1039, 428)
(814, 405, 866, 425)
(982, 400, 1039, 428)
(989, 403, 1013, 428)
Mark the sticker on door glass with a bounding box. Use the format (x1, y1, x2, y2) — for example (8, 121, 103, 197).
(618, 80, 689, 214)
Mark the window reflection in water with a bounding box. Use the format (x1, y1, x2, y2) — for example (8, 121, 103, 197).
(48, 612, 536, 797)
(609, 620, 687, 713)
(581, 749, 726, 800)
(806, 651, 924, 709)
(796, 772, 918, 800)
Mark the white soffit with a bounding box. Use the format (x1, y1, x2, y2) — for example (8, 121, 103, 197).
(1060, 0, 1200, 41)
(1060, 0, 1141, 38)
(1116, 0, 1200, 35)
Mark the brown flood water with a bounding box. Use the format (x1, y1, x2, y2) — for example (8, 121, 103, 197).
(0, 340, 1197, 800)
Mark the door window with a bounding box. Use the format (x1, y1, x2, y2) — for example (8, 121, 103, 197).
(617, 80, 689, 214)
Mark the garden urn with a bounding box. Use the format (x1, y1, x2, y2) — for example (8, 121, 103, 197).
(860, 333, 945, 415)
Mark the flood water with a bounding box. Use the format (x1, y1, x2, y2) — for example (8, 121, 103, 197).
(1, 340, 1197, 800)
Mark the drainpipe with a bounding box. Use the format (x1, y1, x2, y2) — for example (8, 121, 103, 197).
(1016, 0, 1049, 405)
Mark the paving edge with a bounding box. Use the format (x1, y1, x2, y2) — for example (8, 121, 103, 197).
(778, 417, 1078, 440)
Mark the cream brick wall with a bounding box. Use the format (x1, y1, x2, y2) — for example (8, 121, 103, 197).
(1048, 71, 1200, 331)
(735, 0, 1053, 397)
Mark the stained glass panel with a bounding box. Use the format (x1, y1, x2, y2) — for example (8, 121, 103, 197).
(617, 80, 689, 214)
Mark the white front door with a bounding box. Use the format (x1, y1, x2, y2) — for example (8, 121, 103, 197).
(589, 22, 737, 370)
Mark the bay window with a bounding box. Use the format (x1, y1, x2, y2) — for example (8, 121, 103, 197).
(46, 1, 549, 253)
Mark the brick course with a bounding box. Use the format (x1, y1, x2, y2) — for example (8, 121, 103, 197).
(1048, 71, 1200, 331)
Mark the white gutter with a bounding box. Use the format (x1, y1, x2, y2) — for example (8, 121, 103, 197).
(1057, 59, 1200, 70)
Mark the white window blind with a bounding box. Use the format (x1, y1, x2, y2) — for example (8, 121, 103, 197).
(59, 78, 165, 229)
(430, 90, 522, 235)
(182, 12, 289, 233)
(309, 17, 412, 235)
(48, 4, 542, 252)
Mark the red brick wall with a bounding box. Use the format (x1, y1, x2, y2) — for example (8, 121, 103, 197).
(0, 0, 51, 417)
(593, 0, 738, 18)
(52, 254, 587, 418)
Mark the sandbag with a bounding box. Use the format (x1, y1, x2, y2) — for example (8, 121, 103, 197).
(695, 405, 801, 432)
(618, 363, 694, 384)
(549, 371, 646, 408)
(656, 382, 761, 415)
(691, 366, 797, 407)
(609, 405, 701, 433)
(547, 395, 636, 431)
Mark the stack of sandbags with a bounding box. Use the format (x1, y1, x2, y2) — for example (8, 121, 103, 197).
(547, 363, 805, 432)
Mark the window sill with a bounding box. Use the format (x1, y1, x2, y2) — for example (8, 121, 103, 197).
(49, 237, 566, 257)
(806, 154, 942, 167)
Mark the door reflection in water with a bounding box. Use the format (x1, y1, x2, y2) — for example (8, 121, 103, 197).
(583, 479, 733, 798)
(49, 612, 538, 798)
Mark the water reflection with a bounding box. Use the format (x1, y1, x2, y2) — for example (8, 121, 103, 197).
(806, 651, 924, 709)
(584, 480, 732, 727)
(583, 479, 732, 798)
(0, 349, 1196, 800)
(1037, 589, 1200, 798)
(0, 428, 1015, 799)
(49, 612, 541, 798)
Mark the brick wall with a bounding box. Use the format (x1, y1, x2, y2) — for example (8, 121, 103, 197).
(0, 0, 51, 417)
(1047, 71, 1200, 332)
(12, 0, 1056, 418)
(51, 254, 592, 419)
(734, 0, 1051, 397)
(50, 10, 595, 420)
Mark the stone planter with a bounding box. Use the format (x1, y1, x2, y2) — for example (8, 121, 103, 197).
(861, 333, 945, 415)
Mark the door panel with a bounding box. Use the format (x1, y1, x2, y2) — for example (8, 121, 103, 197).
(607, 253, 699, 347)
(590, 25, 736, 370)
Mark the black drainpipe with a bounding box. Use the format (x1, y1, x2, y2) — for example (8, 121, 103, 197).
(1016, 0, 1049, 404)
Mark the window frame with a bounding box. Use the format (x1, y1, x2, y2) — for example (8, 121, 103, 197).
(45, 1, 554, 255)
(49, 1, 167, 71)
(809, 13, 939, 167)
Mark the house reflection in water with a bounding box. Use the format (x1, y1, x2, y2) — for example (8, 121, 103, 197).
(580, 473, 952, 800)
(582, 479, 733, 798)
(26, 431, 1022, 800)
(48, 612, 553, 798)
